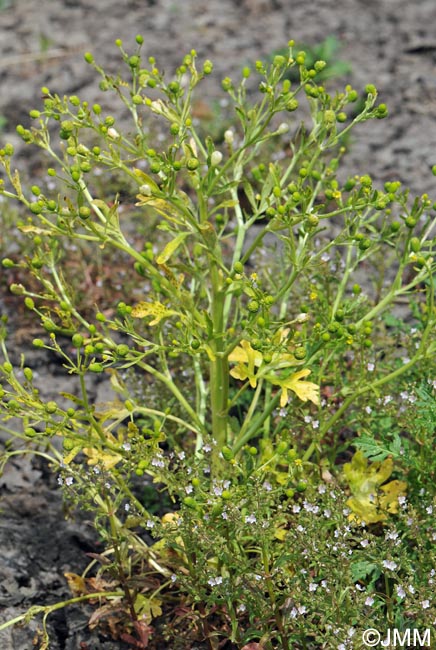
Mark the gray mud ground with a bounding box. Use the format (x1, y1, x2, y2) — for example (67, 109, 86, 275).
(1, 1, 436, 648)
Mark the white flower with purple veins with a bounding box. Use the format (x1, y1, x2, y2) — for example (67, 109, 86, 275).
(208, 576, 223, 587)
(245, 514, 257, 524)
(396, 585, 406, 599)
(365, 596, 375, 606)
(146, 519, 155, 529)
(382, 560, 398, 571)
(151, 456, 165, 468)
(309, 583, 318, 592)
(385, 530, 399, 540)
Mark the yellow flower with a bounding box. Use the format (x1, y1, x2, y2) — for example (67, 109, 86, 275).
(273, 369, 320, 407)
(228, 340, 263, 388)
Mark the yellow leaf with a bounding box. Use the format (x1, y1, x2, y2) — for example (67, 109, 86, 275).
(274, 527, 288, 541)
(18, 225, 52, 235)
(156, 232, 190, 264)
(64, 572, 87, 596)
(131, 301, 178, 325)
(132, 168, 160, 192)
(343, 451, 407, 524)
(134, 594, 163, 621)
(83, 446, 123, 470)
(272, 369, 320, 407)
(135, 196, 183, 224)
(63, 445, 82, 464)
(229, 340, 263, 388)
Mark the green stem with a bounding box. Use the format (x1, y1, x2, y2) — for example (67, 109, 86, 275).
(233, 392, 281, 454)
(210, 261, 229, 451)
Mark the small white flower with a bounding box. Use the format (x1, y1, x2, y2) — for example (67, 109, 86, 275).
(367, 362, 375, 371)
(382, 560, 398, 571)
(309, 582, 318, 592)
(365, 596, 374, 606)
(396, 585, 406, 599)
(146, 519, 155, 529)
(245, 514, 257, 524)
(421, 599, 430, 609)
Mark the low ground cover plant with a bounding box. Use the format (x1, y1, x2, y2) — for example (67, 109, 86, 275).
(0, 37, 435, 649)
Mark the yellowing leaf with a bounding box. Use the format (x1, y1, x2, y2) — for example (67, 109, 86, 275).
(132, 168, 160, 192)
(343, 451, 407, 524)
(64, 572, 87, 596)
(83, 446, 123, 470)
(156, 232, 190, 264)
(271, 369, 320, 407)
(131, 301, 178, 325)
(274, 527, 288, 541)
(229, 340, 263, 388)
(18, 225, 52, 235)
(135, 196, 183, 224)
(63, 445, 82, 464)
(134, 594, 163, 621)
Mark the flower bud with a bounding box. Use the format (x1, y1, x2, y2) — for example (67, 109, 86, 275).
(107, 127, 120, 139)
(277, 122, 289, 135)
(224, 129, 234, 144)
(210, 150, 223, 167)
